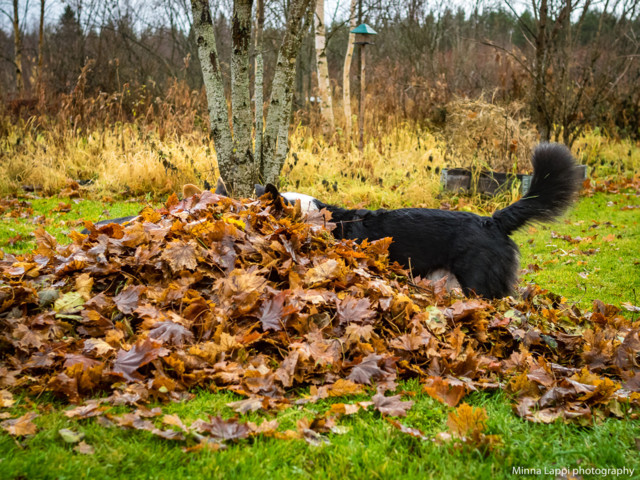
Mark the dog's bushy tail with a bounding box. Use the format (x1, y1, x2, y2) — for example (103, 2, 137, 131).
(492, 143, 582, 235)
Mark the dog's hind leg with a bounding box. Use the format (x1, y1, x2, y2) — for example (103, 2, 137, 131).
(424, 269, 461, 292)
(452, 251, 518, 299)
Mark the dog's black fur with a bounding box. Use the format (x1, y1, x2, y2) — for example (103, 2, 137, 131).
(261, 143, 582, 298)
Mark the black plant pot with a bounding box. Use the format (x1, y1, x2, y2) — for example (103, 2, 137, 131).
(441, 165, 587, 196)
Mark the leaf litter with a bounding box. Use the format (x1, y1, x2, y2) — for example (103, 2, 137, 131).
(0, 190, 638, 450)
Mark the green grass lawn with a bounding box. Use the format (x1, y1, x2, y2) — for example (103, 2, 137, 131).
(1, 190, 639, 480)
(0, 195, 149, 254)
(514, 191, 640, 310)
(1, 387, 638, 480)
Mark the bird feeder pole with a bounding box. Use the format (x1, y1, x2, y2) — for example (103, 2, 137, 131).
(351, 23, 377, 152)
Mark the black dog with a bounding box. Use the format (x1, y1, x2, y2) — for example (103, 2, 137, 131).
(259, 143, 582, 298)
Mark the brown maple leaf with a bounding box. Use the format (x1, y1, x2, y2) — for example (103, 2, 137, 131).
(372, 393, 414, 417)
(134, 304, 166, 321)
(337, 297, 375, 325)
(64, 403, 104, 419)
(258, 291, 295, 331)
(345, 324, 375, 345)
(329, 403, 367, 416)
(422, 376, 467, 407)
(148, 321, 195, 346)
(390, 331, 429, 351)
(444, 299, 490, 323)
(150, 428, 186, 441)
(129, 408, 160, 420)
(1, 411, 39, 436)
(623, 373, 640, 392)
(162, 414, 189, 432)
(75, 441, 95, 455)
(446, 403, 488, 438)
(13, 323, 44, 350)
(304, 259, 341, 286)
(614, 330, 640, 371)
(227, 397, 268, 414)
(82, 338, 115, 357)
(327, 379, 365, 397)
(191, 190, 222, 212)
(113, 285, 145, 315)
(216, 269, 268, 314)
(0, 390, 15, 408)
(275, 351, 299, 388)
(63, 354, 102, 370)
(113, 338, 170, 382)
(387, 418, 427, 439)
(242, 367, 279, 396)
(48, 372, 80, 403)
(112, 412, 155, 431)
(161, 240, 199, 273)
(34, 227, 58, 256)
(347, 354, 386, 384)
(306, 336, 341, 366)
(191, 416, 251, 441)
(247, 419, 279, 436)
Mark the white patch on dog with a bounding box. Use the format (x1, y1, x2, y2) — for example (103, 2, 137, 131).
(425, 269, 461, 291)
(281, 192, 319, 214)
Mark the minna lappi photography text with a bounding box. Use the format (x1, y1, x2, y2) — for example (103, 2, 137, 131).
(512, 466, 635, 477)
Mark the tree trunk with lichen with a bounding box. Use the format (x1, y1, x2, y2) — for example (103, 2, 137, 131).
(231, 0, 256, 195)
(314, 0, 334, 133)
(261, 0, 314, 184)
(191, 0, 312, 193)
(12, 0, 24, 94)
(190, 0, 238, 191)
(342, 0, 357, 139)
(253, 0, 265, 164)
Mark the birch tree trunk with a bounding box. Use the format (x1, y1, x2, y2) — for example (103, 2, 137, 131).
(190, 0, 237, 192)
(191, 0, 313, 192)
(231, 0, 256, 195)
(262, 0, 314, 184)
(314, 0, 334, 133)
(37, 0, 45, 94)
(12, 0, 24, 94)
(253, 0, 265, 162)
(342, 0, 357, 138)
(275, 6, 314, 167)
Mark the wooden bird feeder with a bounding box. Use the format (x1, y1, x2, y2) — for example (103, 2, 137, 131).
(350, 24, 378, 151)
(351, 23, 378, 45)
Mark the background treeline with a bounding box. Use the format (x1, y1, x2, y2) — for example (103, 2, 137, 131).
(2, 0, 639, 140)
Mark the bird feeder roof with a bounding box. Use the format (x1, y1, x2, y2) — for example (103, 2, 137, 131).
(351, 23, 378, 35)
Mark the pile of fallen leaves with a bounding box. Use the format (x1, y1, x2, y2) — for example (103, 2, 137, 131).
(0, 190, 638, 449)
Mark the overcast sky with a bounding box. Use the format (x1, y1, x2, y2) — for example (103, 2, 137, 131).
(2, 0, 528, 34)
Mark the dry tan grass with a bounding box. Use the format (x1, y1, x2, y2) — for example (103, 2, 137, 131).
(443, 96, 538, 173)
(0, 115, 448, 208)
(281, 123, 447, 209)
(1, 85, 638, 207)
(0, 122, 217, 196)
(573, 130, 640, 176)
